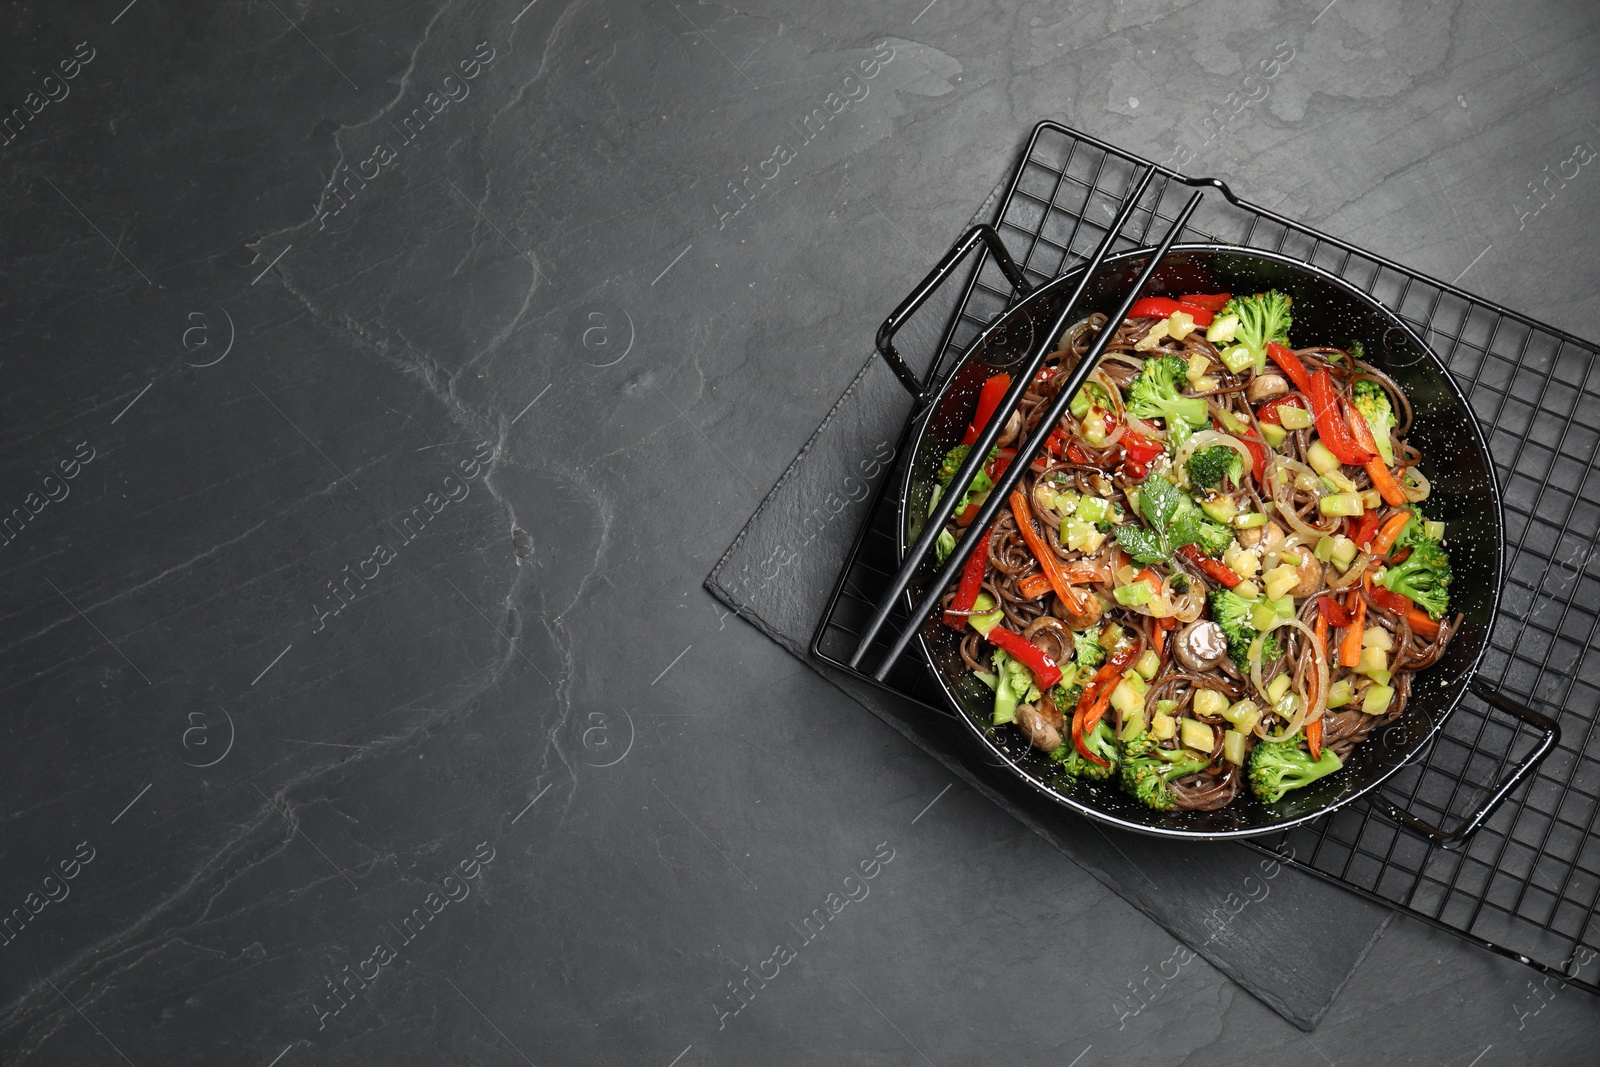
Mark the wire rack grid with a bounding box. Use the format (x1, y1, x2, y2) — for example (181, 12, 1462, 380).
(811, 121, 1600, 994)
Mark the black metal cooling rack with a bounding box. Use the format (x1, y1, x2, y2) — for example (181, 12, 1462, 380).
(811, 121, 1600, 995)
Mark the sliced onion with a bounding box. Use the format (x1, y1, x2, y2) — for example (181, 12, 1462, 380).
(1126, 413, 1165, 441)
(1263, 532, 1314, 571)
(1173, 429, 1256, 488)
(1248, 616, 1329, 742)
(1267, 456, 1340, 539)
(1326, 551, 1369, 590)
(1071, 368, 1129, 450)
(1091, 368, 1126, 414)
(1164, 571, 1206, 623)
(1265, 454, 1316, 494)
(1402, 467, 1431, 503)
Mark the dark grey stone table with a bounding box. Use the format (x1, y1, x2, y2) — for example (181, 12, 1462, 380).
(2, 1, 1597, 1064)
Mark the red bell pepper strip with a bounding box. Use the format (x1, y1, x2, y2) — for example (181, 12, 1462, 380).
(1179, 292, 1231, 312)
(1127, 296, 1215, 326)
(1349, 511, 1381, 550)
(1212, 417, 1267, 485)
(1128, 296, 1182, 319)
(1179, 543, 1242, 588)
(1255, 395, 1307, 425)
(1076, 645, 1140, 728)
(1266, 342, 1316, 396)
(1242, 437, 1267, 485)
(1070, 714, 1105, 767)
(1368, 584, 1413, 616)
(1120, 430, 1164, 480)
(1122, 431, 1164, 465)
(1076, 646, 1138, 720)
(1071, 644, 1140, 765)
(1343, 398, 1409, 506)
(1030, 428, 1070, 473)
(986, 625, 1063, 690)
(1317, 595, 1354, 627)
(1307, 369, 1375, 465)
(986, 447, 1016, 479)
(961, 373, 1012, 445)
(942, 529, 992, 629)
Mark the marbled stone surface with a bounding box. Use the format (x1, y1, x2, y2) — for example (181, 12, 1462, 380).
(2, 1, 1598, 1064)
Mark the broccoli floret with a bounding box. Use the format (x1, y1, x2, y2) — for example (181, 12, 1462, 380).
(1391, 505, 1432, 551)
(935, 527, 957, 565)
(1052, 719, 1117, 781)
(1248, 737, 1343, 804)
(938, 445, 1002, 518)
(1054, 681, 1084, 714)
(937, 443, 1001, 486)
(1381, 537, 1452, 619)
(1073, 627, 1106, 671)
(1186, 446, 1244, 491)
(991, 648, 1042, 726)
(1127, 354, 1210, 430)
(937, 445, 972, 486)
(1219, 290, 1293, 374)
(1352, 380, 1397, 466)
(1208, 588, 1282, 670)
(1191, 519, 1237, 558)
(1119, 736, 1211, 810)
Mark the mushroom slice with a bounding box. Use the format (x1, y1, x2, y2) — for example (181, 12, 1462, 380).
(1246, 373, 1289, 403)
(1174, 619, 1229, 672)
(1015, 702, 1063, 753)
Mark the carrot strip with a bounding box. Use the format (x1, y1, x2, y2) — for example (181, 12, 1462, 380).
(1010, 490, 1079, 609)
(1304, 612, 1329, 761)
(1365, 459, 1409, 507)
(1179, 543, 1242, 588)
(1338, 596, 1366, 668)
(1371, 510, 1413, 556)
(1406, 607, 1441, 641)
(1306, 718, 1324, 762)
(1154, 616, 1174, 657)
(1343, 397, 1409, 506)
(1060, 559, 1113, 584)
(1017, 572, 1053, 600)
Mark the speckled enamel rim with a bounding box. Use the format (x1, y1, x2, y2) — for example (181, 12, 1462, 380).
(896, 243, 1504, 840)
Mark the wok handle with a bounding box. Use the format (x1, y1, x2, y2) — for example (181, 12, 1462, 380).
(1380, 682, 1561, 844)
(874, 224, 1031, 402)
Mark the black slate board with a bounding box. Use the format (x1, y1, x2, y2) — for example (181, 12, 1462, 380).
(705, 182, 1394, 1031)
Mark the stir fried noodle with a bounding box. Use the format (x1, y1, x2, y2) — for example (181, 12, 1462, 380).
(933, 291, 1457, 811)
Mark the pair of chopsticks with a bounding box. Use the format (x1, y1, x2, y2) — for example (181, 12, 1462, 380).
(848, 167, 1205, 680)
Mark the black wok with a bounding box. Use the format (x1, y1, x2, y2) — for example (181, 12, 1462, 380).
(894, 244, 1553, 839)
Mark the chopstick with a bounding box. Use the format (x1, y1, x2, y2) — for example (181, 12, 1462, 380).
(845, 165, 1158, 671)
(859, 184, 1206, 682)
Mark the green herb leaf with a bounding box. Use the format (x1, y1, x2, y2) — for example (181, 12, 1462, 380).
(1138, 474, 1186, 534)
(1115, 524, 1165, 564)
